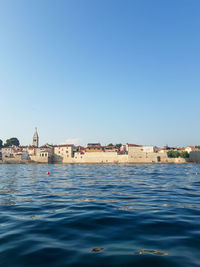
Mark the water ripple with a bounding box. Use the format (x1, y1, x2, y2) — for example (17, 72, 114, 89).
(0, 164, 200, 266)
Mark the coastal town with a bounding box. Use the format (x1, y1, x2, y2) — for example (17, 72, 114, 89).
(0, 128, 200, 164)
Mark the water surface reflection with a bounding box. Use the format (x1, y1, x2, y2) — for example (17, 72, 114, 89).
(0, 164, 200, 266)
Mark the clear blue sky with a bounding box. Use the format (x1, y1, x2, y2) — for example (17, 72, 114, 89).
(0, 0, 200, 147)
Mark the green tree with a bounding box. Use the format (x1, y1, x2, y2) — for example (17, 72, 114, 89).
(115, 143, 122, 149)
(4, 137, 20, 147)
(107, 143, 113, 146)
(0, 139, 3, 148)
(167, 150, 180, 158)
(179, 151, 189, 158)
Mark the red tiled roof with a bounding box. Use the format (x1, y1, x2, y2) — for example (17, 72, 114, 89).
(76, 146, 85, 150)
(127, 144, 141, 147)
(54, 144, 73, 148)
(88, 143, 101, 146)
(40, 145, 53, 148)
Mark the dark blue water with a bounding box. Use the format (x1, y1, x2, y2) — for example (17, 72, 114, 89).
(0, 164, 200, 267)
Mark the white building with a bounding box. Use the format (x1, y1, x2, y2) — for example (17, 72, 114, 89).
(142, 146, 157, 153)
(53, 144, 75, 162)
(185, 146, 196, 154)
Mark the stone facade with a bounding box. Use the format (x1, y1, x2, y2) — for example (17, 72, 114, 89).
(32, 128, 39, 147)
(0, 129, 189, 164)
(53, 145, 74, 163)
(73, 151, 128, 163)
(142, 146, 158, 153)
(189, 151, 200, 163)
(30, 145, 53, 163)
(0, 147, 188, 164)
(31, 154, 50, 163)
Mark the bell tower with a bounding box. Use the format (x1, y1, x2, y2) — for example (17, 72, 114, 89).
(33, 127, 39, 147)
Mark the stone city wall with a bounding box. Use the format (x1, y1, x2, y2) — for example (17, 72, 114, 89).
(31, 155, 51, 163)
(128, 151, 187, 164)
(189, 151, 200, 163)
(62, 152, 128, 164)
(57, 151, 187, 164)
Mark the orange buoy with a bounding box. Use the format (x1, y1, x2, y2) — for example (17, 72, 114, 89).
(46, 171, 50, 175)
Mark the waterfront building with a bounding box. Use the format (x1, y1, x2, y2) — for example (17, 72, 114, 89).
(0, 128, 193, 164)
(1, 145, 24, 161)
(185, 146, 199, 153)
(120, 145, 127, 153)
(22, 146, 35, 156)
(76, 146, 86, 153)
(1, 146, 22, 158)
(103, 145, 119, 152)
(177, 147, 186, 151)
(1, 146, 15, 157)
(158, 147, 167, 153)
(126, 144, 143, 153)
(30, 145, 54, 163)
(53, 144, 75, 163)
(86, 143, 103, 152)
(143, 146, 157, 153)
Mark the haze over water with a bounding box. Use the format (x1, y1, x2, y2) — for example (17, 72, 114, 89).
(0, 164, 200, 266)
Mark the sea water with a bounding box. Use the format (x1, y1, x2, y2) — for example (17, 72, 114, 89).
(0, 164, 200, 266)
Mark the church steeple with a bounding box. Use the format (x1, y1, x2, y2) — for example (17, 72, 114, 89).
(33, 127, 39, 147)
